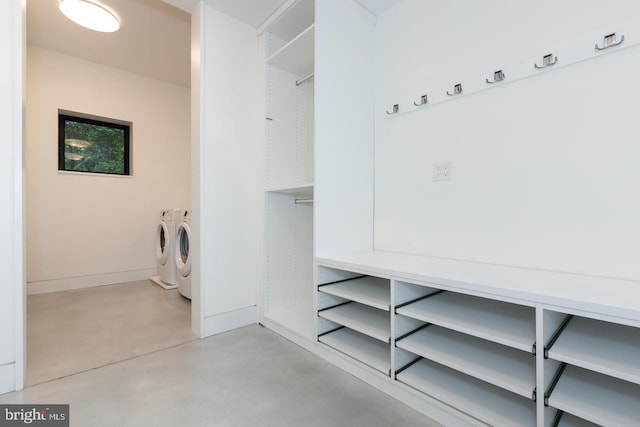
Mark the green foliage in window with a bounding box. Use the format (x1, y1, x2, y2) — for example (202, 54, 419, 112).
(59, 114, 130, 175)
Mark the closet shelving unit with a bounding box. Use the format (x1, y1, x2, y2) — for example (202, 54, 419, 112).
(261, 0, 315, 339)
(317, 272, 392, 375)
(297, 0, 640, 425)
(314, 251, 640, 426)
(544, 314, 640, 426)
(394, 286, 537, 426)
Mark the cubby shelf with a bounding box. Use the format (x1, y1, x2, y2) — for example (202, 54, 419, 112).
(265, 183, 314, 197)
(319, 302, 389, 342)
(319, 328, 389, 375)
(318, 277, 390, 311)
(546, 316, 640, 385)
(265, 0, 314, 44)
(396, 292, 535, 352)
(397, 358, 536, 427)
(555, 412, 601, 427)
(547, 365, 640, 427)
(396, 325, 536, 399)
(267, 24, 314, 77)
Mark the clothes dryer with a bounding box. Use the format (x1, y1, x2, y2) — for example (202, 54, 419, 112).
(154, 208, 180, 287)
(175, 209, 192, 299)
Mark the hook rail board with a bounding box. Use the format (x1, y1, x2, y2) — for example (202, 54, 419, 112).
(383, 21, 640, 118)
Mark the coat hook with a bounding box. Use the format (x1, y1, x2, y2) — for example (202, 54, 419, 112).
(486, 70, 505, 84)
(413, 95, 428, 106)
(386, 104, 399, 115)
(534, 54, 558, 69)
(446, 84, 462, 96)
(595, 33, 624, 51)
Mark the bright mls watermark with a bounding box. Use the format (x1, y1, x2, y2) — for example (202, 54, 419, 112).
(0, 405, 68, 426)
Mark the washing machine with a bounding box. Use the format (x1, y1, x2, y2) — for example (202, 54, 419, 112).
(152, 208, 180, 289)
(175, 209, 192, 299)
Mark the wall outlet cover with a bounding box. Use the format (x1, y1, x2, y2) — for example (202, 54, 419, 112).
(433, 161, 452, 181)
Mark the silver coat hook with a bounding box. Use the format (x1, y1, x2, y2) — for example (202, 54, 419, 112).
(486, 70, 505, 84)
(534, 54, 558, 69)
(413, 95, 428, 106)
(386, 104, 399, 115)
(596, 33, 624, 51)
(447, 84, 462, 96)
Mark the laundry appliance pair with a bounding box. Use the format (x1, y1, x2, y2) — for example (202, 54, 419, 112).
(153, 208, 191, 299)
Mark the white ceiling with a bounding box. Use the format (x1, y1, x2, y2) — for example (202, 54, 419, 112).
(27, 0, 191, 87)
(27, 0, 403, 89)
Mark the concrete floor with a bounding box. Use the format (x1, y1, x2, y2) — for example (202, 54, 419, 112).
(9, 280, 441, 426)
(26, 280, 196, 385)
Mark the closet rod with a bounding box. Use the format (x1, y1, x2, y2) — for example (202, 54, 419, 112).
(295, 72, 314, 86)
(294, 198, 314, 204)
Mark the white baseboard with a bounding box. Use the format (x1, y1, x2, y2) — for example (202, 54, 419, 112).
(203, 306, 257, 337)
(0, 362, 16, 395)
(27, 268, 159, 295)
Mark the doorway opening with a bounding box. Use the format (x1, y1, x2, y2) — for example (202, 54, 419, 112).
(24, 0, 193, 386)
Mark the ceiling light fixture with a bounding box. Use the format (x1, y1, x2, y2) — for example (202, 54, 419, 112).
(59, 0, 120, 33)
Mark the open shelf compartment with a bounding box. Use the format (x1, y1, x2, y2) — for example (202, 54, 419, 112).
(397, 292, 535, 352)
(554, 412, 601, 427)
(265, 0, 314, 48)
(318, 276, 390, 311)
(546, 314, 640, 385)
(267, 24, 314, 77)
(546, 365, 640, 427)
(318, 302, 389, 342)
(396, 325, 536, 399)
(319, 328, 390, 375)
(397, 358, 536, 427)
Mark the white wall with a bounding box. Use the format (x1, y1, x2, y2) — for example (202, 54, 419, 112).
(26, 46, 190, 293)
(315, 0, 376, 257)
(0, 0, 24, 394)
(196, 3, 258, 336)
(375, 0, 640, 280)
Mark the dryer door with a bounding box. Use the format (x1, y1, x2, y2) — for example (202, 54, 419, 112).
(156, 222, 170, 266)
(176, 222, 191, 277)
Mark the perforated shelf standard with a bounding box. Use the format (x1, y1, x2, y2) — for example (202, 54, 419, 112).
(318, 276, 390, 311)
(547, 365, 640, 427)
(318, 302, 390, 342)
(546, 316, 640, 385)
(319, 328, 389, 375)
(396, 326, 536, 399)
(396, 292, 535, 352)
(397, 358, 536, 427)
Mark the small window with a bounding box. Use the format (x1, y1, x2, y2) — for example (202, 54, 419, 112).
(58, 112, 131, 175)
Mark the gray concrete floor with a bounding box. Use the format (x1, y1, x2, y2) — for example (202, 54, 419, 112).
(2, 325, 439, 426)
(7, 280, 441, 426)
(26, 280, 197, 385)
